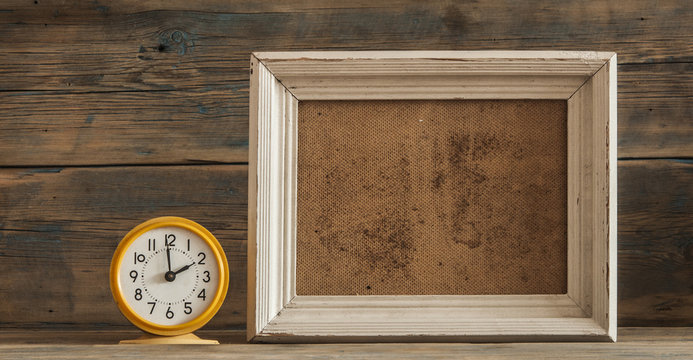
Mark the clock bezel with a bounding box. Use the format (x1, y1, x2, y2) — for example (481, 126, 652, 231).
(110, 216, 229, 336)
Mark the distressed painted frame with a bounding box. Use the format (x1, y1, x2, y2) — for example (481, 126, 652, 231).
(248, 51, 617, 342)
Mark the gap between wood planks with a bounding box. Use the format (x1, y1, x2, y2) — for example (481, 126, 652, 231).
(0, 162, 250, 169)
(2, 157, 692, 170)
(620, 157, 693, 161)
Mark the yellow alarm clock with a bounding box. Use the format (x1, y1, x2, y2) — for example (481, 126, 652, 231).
(110, 217, 228, 343)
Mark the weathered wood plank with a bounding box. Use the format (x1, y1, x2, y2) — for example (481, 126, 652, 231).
(0, 90, 249, 165)
(0, 63, 689, 165)
(0, 0, 690, 92)
(1, 161, 691, 327)
(0, 327, 689, 345)
(0, 0, 693, 69)
(618, 62, 693, 158)
(0, 328, 691, 358)
(0, 1, 689, 162)
(618, 159, 693, 326)
(0, 165, 248, 328)
(0, 0, 691, 330)
(0, 329, 247, 344)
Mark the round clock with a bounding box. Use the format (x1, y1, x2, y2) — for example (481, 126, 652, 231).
(110, 217, 229, 336)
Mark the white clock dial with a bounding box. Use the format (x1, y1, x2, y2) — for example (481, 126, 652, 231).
(118, 226, 220, 326)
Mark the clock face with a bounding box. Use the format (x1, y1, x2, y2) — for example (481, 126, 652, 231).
(111, 218, 228, 335)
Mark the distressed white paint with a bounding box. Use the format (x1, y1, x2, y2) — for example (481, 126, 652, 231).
(248, 51, 617, 342)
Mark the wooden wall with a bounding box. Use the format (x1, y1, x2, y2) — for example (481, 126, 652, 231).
(0, 0, 690, 329)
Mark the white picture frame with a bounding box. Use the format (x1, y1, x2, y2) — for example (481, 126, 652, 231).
(248, 51, 617, 342)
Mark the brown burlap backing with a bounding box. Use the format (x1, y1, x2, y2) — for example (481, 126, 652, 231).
(296, 100, 567, 295)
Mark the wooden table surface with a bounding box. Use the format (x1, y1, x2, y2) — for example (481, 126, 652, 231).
(0, 328, 691, 359)
(0, 0, 691, 335)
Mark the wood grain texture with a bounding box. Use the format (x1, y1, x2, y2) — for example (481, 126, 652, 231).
(0, 0, 689, 79)
(259, 295, 605, 342)
(247, 57, 299, 339)
(617, 62, 693, 158)
(0, 329, 247, 345)
(0, 0, 689, 163)
(0, 166, 248, 328)
(567, 77, 594, 318)
(0, 160, 691, 328)
(0, 328, 691, 359)
(0, 327, 689, 345)
(259, 51, 609, 100)
(1, 65, 688, 165)
(0, 0, 690, 330)
(587, 56, 618, 339)
(250, 52, 621, 342)
(618, 160, 693, 326)
(0, 90, 249, 165)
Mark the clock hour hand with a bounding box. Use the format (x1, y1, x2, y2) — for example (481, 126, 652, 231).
(173, 262, 195, 275)
(165, 262, 195, 282)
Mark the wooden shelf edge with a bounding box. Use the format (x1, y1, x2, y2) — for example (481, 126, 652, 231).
(0, 328, 690, 359)
(0, 327, 690, 345)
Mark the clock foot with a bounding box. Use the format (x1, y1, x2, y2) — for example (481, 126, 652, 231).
(119, 332, 219, 344)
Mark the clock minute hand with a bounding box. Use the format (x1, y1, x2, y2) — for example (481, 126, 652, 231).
(166, 243, 172, 272)
(173, 262, 196, 275)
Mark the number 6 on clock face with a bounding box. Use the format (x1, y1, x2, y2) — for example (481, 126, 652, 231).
(110, 217, 229, 336)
